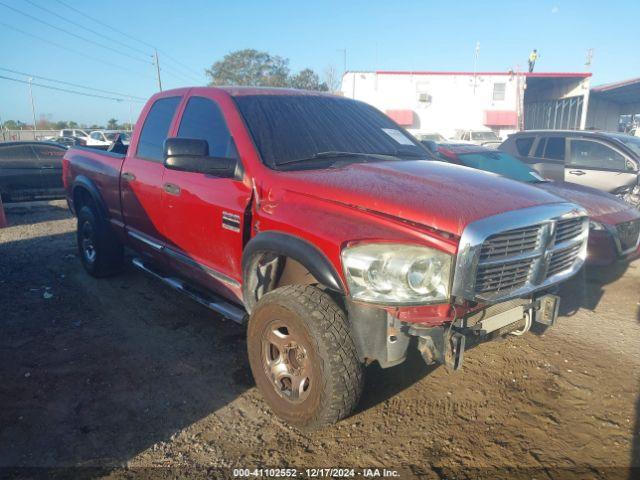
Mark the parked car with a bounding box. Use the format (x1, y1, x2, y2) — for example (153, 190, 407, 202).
(49, 136, 81, 148)
(453, 128, 502, 147)
(436, 143, 640, 266)
(0, 141, 66, 202)
(60, 128, 89, 140)
(63, 87, 588, 428)
(86, 130, 130, 148)
(499, 130, 640, 208)
(416, 132, 446, 142)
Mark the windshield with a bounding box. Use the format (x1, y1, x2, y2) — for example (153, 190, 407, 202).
(234, 95, 427, 168)
(104, 133, 119, 141)
(456, 151, 544, 183)
(611, 133, 640, 157)
(471, 131, 500, 141)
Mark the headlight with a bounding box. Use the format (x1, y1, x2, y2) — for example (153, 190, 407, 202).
(589, 220, 606, 231)
(341, 243, 452, 304)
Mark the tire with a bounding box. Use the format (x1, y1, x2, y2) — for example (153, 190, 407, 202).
(247, 285, 364, 429)
(76, 205, 124, 277)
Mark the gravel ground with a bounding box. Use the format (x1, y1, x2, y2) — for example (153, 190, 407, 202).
(0, 200, 639, 479)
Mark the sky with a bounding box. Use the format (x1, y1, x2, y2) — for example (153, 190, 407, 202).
(1, 0, 638, 126)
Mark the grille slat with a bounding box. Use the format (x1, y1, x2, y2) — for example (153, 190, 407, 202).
(547, 243, 582, 278)
(480, 226, 541, 261)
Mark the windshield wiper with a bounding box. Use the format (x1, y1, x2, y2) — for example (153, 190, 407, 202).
(276, 151, 393, 168)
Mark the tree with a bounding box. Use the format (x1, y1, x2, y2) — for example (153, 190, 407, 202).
(289, 68, 328, 91)
(323, 65, 341, 93)
(206, 49, 290, 87)
(2, 120, 26, 130)
(107, 118, 119, 129)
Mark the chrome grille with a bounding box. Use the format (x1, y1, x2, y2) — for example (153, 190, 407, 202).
(476, 258, 534, 293)
(555, 218, 584, 245)
(547, 243, 583, 278)
(616, 219, 640, 252)
(480, 226, 541, 261)
(452, 204, 589, 304)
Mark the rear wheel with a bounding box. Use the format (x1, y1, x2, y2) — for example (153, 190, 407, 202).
(77, 205, 123, 277)
(247, 285, 364, 429)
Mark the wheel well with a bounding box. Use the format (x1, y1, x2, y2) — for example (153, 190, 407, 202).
(243, 253, 335, 312)
(73, 186, 95, 212)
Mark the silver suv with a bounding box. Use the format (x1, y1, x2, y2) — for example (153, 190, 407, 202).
(499, 130, 640, 208)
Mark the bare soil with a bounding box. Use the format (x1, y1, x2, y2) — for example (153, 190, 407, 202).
(1, 200, 639, 479)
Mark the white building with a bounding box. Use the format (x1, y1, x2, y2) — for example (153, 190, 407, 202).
(341, 70, 592, 139)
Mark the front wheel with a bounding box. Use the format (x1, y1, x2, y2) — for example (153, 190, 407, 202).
(247, 285, 364, 429)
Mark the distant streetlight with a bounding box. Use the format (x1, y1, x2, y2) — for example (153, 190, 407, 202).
(28, 77, 37, 130)
(473, 41, 480, 95)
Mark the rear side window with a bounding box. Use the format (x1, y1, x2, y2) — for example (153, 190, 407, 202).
(31, 144, 65, 166)
(178, 96, 236, 158)
(515, 137, 534, 156)
(544, 137, 565, 160)
(136, 96, 181, 162)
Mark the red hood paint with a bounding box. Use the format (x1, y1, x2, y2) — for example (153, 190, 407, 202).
(279, 161, 566, 237)
(535, 181, 640, 226)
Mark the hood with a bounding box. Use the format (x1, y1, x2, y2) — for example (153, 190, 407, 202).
(279, 160, 567, 237)
(535, 181, 640, 225)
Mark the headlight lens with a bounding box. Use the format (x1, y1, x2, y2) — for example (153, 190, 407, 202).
(341, 243, 452, 304)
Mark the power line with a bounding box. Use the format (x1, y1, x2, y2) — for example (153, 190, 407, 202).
(24, 0, 153, 59)
(0, 67, 147, 100)
(0, 1, 153, 66)
(0, 21, 154, 78)
(0, 74, 146, 103)
(53, 0, 203, 83)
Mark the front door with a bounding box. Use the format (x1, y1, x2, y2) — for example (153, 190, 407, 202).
(566, 138, 638, 193)
(121, 95, 182, 259)
(161, 92, 252, 301)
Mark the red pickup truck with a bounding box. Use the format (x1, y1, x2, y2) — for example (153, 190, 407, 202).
(63, 87, 588, 428)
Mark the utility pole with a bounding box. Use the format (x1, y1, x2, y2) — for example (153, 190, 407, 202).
(128, 97, 133, 131)
(154, 49, 163, 92)
(28, 77, 37, 131)
(337, 48, 347, 74)
(473, 41, 480, 95)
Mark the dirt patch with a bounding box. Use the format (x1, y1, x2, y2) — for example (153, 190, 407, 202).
(1, 200, 639, 478)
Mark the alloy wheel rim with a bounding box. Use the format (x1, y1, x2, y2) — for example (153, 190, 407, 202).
(261, 321, 311, 403)
(81, 221, 97, 263)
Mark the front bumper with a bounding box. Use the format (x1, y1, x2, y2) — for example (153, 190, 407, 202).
(347, 294, 560, 369)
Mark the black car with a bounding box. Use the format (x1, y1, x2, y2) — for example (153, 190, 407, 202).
(499, 130, 640, 208)
(0, 141, 66, 202)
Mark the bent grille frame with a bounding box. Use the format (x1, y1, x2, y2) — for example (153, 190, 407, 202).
(452, 203, 589, 303)
(613, 219, 640, 255)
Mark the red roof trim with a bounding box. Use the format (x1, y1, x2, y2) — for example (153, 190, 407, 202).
(373, 70, 591, 78)
(591, 77, 640, 92)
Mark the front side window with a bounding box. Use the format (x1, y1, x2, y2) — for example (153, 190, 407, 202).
(90, 132, 101, 140)
(178, 96, 236, 158)
(136, 96, 181, 162)
(234, 95, 426, 169)
(543, 137, 565, 160)
(569, 139, 626, 170)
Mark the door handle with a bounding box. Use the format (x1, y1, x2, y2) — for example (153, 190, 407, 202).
(569, 170, 586, 176)
(163, 183, 181, 196)
(41, 165, 55, 169)
(122, 172, 136, 181)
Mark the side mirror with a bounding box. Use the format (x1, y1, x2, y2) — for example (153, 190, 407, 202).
(163, 137, 237, 178)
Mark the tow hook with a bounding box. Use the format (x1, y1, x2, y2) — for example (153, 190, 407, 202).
(417, 328, 465, 371)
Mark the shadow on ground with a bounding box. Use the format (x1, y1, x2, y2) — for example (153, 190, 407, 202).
(0, 230, 249, 468)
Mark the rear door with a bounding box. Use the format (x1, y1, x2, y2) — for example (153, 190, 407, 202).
(523, 135, 565, 181)
(121, 95, 182, 260)
(161, 92, 251, 300)
(566, 138, 638, 192)
(31, 143, 66, 189)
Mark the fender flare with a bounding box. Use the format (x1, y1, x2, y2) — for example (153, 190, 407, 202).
(72, 175, 109, 218)
(242, 231, 345, 309)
